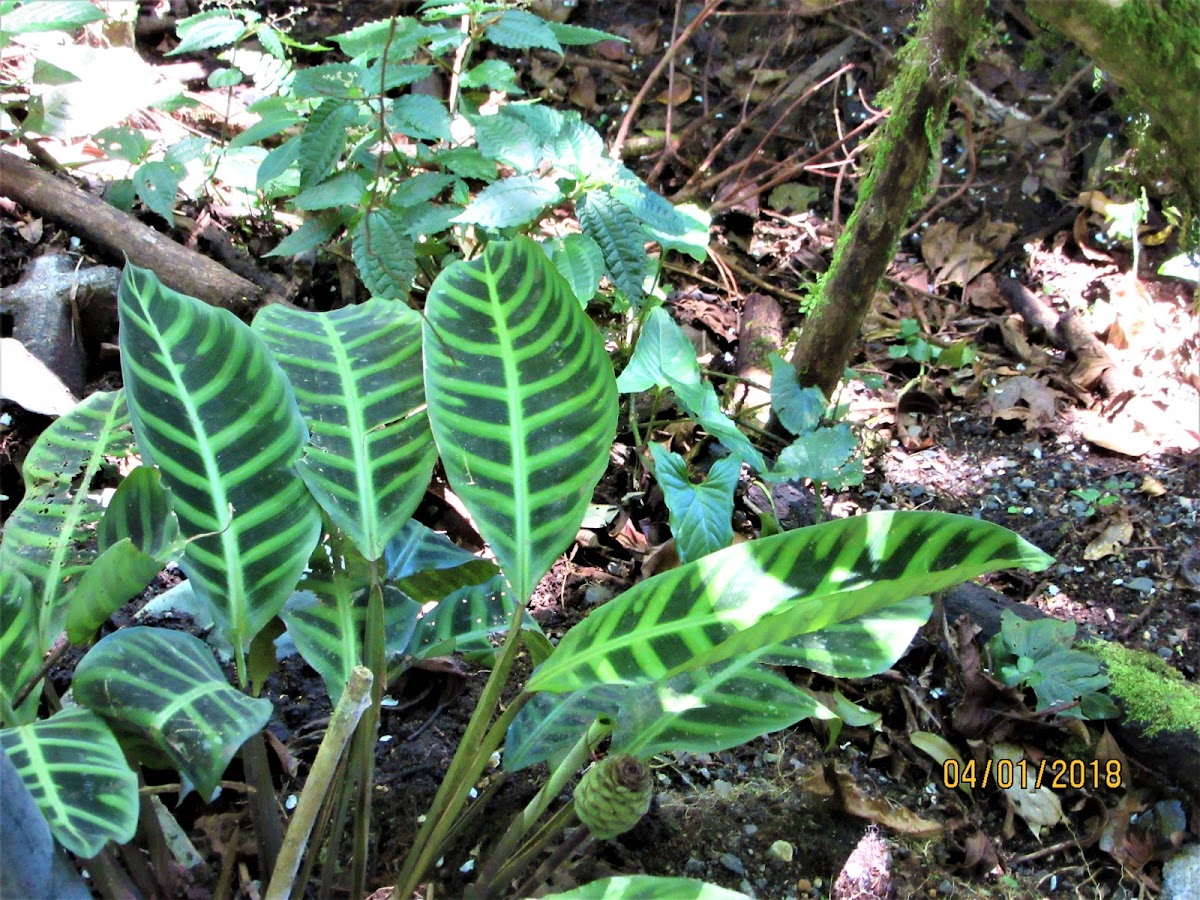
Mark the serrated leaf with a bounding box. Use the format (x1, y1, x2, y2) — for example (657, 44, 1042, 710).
(298, 99, 357, 188)
(256, 134, 300, 190)
(609, 179, 710, 261)
(118, 265, 322, 668)
(473, 109, 544, 173)
(0, 707, 136, 858)
(362, 61, 436, 93)
(265, 213, 341, 257)
(577, 190, 647, 301)
(527, 511, 1054, 694)
(650, 445, 738, 564)
(290, 62, 362, 99)
(389, 171, 457, 207)
(423, 237, 618, 604)
(352, 210, 418, 299)
(546, 22, 623, 46)
(453, 174, 561, 229)
(548, 232, 605, 307)
(485, 9, 561, 53)
(387, 93, 452, 142)
(544, 115, 605, 178)
(0, 0, 106, 34)
(461, 58, 522, 94)
(331, 17, 437, 62)
(253, 298, 435, 558)
(74, 627, 272, 800)
(292, 170, 367, 210)
(170, 9, 252, 56)
(431, 146, 498, 180)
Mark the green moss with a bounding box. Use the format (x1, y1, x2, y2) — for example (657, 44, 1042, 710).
(1084, 641, 1200, 737)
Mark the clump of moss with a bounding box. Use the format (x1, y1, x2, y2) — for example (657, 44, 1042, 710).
(1084, 641, 1200, 737)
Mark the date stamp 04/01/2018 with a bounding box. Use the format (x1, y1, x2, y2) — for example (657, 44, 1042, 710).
(940, 758, 1124, 791)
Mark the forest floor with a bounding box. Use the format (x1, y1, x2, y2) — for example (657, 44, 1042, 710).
(2, 1, 1198, 898)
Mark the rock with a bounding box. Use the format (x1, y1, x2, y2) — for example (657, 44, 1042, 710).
(719, 853, 745, 876)
(1162, 844, 1200, 900)
(768, 840, 794, 863)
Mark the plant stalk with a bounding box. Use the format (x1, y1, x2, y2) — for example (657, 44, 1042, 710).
(265, 666, 374, 900)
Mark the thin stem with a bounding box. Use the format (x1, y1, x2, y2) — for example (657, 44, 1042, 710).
(480, 800, 581, 897)
(392, 603, 530, 897)
(265, 666, 374, 900)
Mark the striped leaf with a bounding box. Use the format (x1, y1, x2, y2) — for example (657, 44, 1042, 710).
(1, 570, 40, 725)
(527, 511, 1053, 694)
(544, 876, 750, 900)
(612, 651, 835, 760)
(281, 586, 421, 704)
(73, 627, 272, 800)
(505, 684, 623, 772)
(253, 298, 436, 560)
(118, 264, 322, 670)
(423, 237, 618, 604)
(0, 706, 137, 858)
(65, 466, 184, 644)
(0, 390, 132, 644)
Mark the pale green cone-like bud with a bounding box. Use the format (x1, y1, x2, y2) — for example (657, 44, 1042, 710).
(573, 755, 653, 840)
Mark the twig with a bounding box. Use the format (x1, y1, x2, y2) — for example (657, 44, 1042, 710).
(610, 0, 724, 158)
(708, 247, 811, 307)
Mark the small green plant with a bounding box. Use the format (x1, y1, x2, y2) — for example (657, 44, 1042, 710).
(987, 610, 1119, 721)
(887, 317, 978, 371)
(1068, 476, 1132, 517)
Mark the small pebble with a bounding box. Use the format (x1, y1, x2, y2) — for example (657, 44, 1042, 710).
(1158, 647, 1174, 660)
(720, 853, 745, 876)
(684, 857, 704, 875)
(743, 824, 758, 836)
(769, 840, 794, 863)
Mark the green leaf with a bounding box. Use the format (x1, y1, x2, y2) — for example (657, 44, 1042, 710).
(132, 160, 181, 222)
(64, 466, 183, 644)
(207, 66, 242, 89)
(429, 146, 498, 181)
(0, 0, 105, 34)
(298, 99, 357, 189)
(1, 570, 39, 724)
(256, 134, 300, 191)
(672, 379, 767, 472)
(0, 391, 133, 644)
(504, 685, 622, 772)
(291, 170, 367, 210)
(0, 707, 136, 858)
(546, 22, 624, 47)
(548, 232, 605, 307)
(758, 595, 931, 676)
(388, 171, 457, 207)
(543, 876, 750, 900)
(527, 511, 1054, 694)
(615, 306, 701, 392)
(461, 58, 522, 94)
(423, 237, 618, 604)
(331, 17, 437, 62)
(387, 93, 453, 142)
(613, 651, 834, 759)
(352, 210, 418, 300)
(74, 627, 272, 799)
(473, 108, 544, 173)
(281, 586, 420, 704)
(118, 265, 322, 668)
(544, 115, 606, 179)
(290, 63, 362, 100)
(577, 190, 647, 302)
(253, 298, 435, 559)
(361, 60, 436, 93)
(769, 353, 824, 435)
(609, 179, 710, 261)
(485, 9, 561, 53)
(454, 174, 562, 229)
(170, 9, 252, 56)
(265, 213, 341, 257)
(650, 445, 738, 563)
(770, 424, 862, 488)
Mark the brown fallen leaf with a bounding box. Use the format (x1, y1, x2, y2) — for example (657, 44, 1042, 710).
(992, 742, 1064, 839)
(1082, 510, 1134, 561)
(1076, 410, 1154, 457)
(986, 375, 1058, 430)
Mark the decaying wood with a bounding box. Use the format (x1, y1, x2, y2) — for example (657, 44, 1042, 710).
(997, 275, 1126, 397)
(938, 582, 1200, 803)
(735, 292, 784, 379)
(1, 151, 267, 315)
(787, 0, 987, 399)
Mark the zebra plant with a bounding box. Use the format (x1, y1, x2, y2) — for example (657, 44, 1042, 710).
(1, 237, 1052, 898)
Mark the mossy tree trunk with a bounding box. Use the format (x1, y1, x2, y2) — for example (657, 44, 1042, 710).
(1027, 0, 1200, 225)
(786, 0, 987, 399)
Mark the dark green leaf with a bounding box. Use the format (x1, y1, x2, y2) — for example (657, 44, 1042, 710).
(352, 210, 418, 300)
(387, 93, 452, 142)
(485, 9, 561, 53)
(769, 353, 825, 435)
(454, 174, 561, 229)
(298, 99, 357, 188)
(651, 445, 738, 563)
(577, 190, 647, 301)
(133, 161, 181, 222)
(170, 10, 251, 56)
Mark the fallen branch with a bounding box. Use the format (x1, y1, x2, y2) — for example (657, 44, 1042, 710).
(1, 151, 270, 315)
